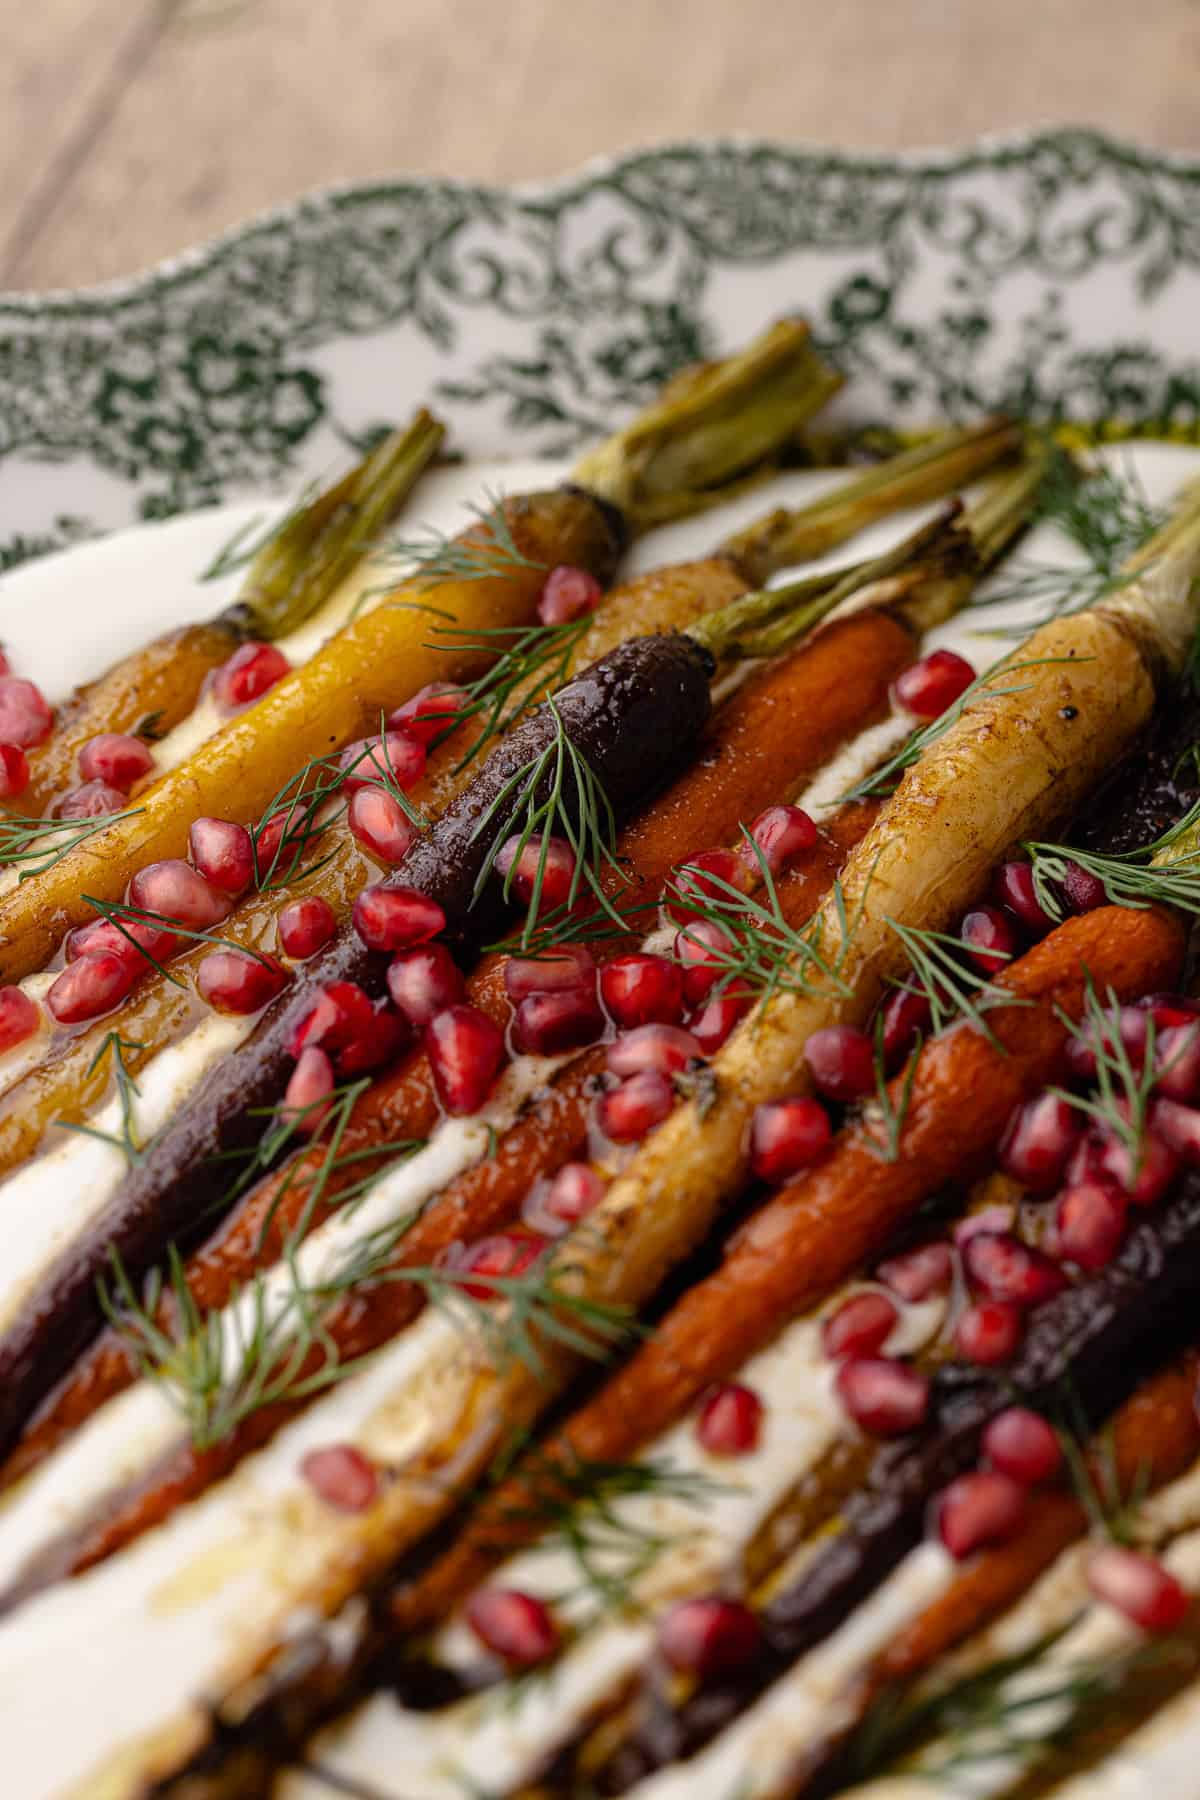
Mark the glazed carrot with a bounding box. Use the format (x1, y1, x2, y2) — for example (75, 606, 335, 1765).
(0, 488, 623, 983)
(4, 808, 878, 1497)
(388, 903, 1185, 1629)
(870, 1350, 1200, 1692)
(14, 419, 446, 817)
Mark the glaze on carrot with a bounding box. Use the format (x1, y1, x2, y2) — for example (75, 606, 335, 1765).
(388, 903, 1186, 1630)
(1, 617, 896, 1489)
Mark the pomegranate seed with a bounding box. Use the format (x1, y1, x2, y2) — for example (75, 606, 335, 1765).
(749, 1096, 832, 1182)
(607, 1024, 702, 1079)
(352, 884, 445, 952)
(666, 848, 748, 923)
(836, 1357, 928, 1436)
(0, 677, 52, 747)
(426, 1005, 506, 1115)
(600, 953, 684, 1029)
(196, 949, 288, 1015)
(289, 981, 376, 1058)
(0, 986, 39, 1052)
(696, 1383, 763, 1457)
(513, 986, 604, 1055)
(1149, 1097, 1200, 1165)
(55, 779, 127, 819)
(504, 946, 596, 1004)
(822, 1291, 899, 1360)
(281, 1046, 335, 1135)
(956, 1299, 1023, 1365)
(129, 859, 231, 930)
(1060, 859, 1107, 913)
(1067, 1005, 1149, 1080)
(46, 951, 134, 1025)
(466, 1587, 560, 1666)
(804, 1024, 876, 1103)
(211, 641, 290, 710)
(877, 1242, 954, 1302)
(347, 786, 418, 865)
(1087, 1545, 1189, 1634)
(523, 1163, 607, 1235)
(1092, 1126, 1179, 1206)
(337, 1001, 407, 1078)
(337, 731, 426, 793)
(78, 732, 154, 791)
(658, 1597, 761, 1677)
(955, 1204, 1016, 1246)
(960, 905, 1016, 975)
(997, 1092, 1082, 1192)
(880, 986, 932, 1069)
(188, 817, 254, 895)
(388, 681, 468, 744)
(982, 1407, 1062, 1485)
(674, 919, 735, 1005)
(0, 744, 29, 799)
(893, 649, 974, 719)
(689, 989, 752, 1054)
(739, 804, 817, 876)
(1154, 1023, 1200, 1103)
(961, 1231, 1067, 1307)
(452, 1232, 543, 1300)
(299, 1444, 379, 1513)
(387, 943, 463, 1026)
(495, 835, 577, 911)
(1055, 1181, 1127, 1270)
(596, 1070, 675, 1143)
(994, 860, 1056, 935)
(65, 917, 178, 971)
(1136, 992, 1200, 1030)
(938, 1471, 1027, 1559)
(538, 564, 603, 625)
(278, 895, 337, 961)
(253, 810, 308, 884)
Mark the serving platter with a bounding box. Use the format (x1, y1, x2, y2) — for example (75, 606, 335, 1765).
(6, 133, 1200, 1800)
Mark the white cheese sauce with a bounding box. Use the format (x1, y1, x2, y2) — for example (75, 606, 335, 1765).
(287, 1291, 945, 1800)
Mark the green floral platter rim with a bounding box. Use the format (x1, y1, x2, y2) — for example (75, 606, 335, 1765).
(3, 126, 1200, 571)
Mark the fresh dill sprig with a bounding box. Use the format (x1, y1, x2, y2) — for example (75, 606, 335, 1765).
(386, 491, 546, 589)
(57, 1032, 147, 1166)
(1052, 1379, 1150, 1546)
(1024, 795, 1200, 920)
(470, 696, 630, 949)
(81, 893, 280, 989)
(668, 839, 855, 1010)
(971, 449, 1166, 638)
(427, 614, 594, 770)
(484, 894, 658, 958)
(379, 1259, 642, 1381)
(841, 657, 1082, 803)
(249, 726, 427, 891)
(1047, 977, 1159, 1163)
(98, 1242, 378, 1451)
(852, 1627, 1182, 1784)
(0, 807, 145, 882)
(859, 1011, 923, 1164)
(499, 1448, 731, 1620)
(885, 918, 1028, 1052)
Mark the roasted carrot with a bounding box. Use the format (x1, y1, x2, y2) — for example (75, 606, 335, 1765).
(388, 903, 1185, 1630)
(3, 807, 877, 1502)
(871, 1350, 1200, 1693)
(13, 418, 446, 817)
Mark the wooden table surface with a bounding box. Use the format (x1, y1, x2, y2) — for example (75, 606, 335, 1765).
(4, 0, 1200, 292)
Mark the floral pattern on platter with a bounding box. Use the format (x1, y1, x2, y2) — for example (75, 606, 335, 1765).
(3, 129, 1200, 563)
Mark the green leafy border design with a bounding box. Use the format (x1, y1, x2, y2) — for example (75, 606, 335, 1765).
(3, 129, 1200, 552)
